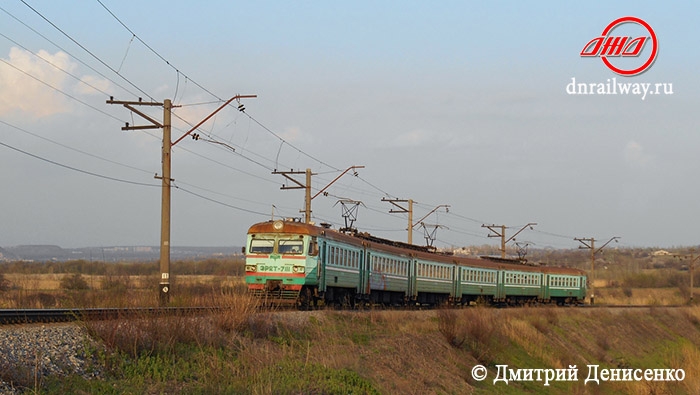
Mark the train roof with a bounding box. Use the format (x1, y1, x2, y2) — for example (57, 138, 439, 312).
(246, 220, 585, 276)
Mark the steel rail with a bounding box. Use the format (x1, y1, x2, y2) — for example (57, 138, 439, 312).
(0, 307, 218, 325)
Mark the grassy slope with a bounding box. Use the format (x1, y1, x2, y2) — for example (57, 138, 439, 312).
(30, 306, 697, 394)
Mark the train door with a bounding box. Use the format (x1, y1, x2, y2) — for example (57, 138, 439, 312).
(451, 265, 458, 302)
(538, 273, 546, 301)
(496, 270, 505, 301)
(318, 241, 327, 293)
(545, 274, 553, 300)
(408, 258, 417, 302)
(360, 251, 371, 297)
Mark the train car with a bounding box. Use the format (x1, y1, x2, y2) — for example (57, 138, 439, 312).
(245, 219, 321, 305)
(544, 270, 588, 305)
(244, 219, 587, 308)
(455, 263, 499, 304)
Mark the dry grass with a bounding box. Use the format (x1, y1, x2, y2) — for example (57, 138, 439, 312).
(3, 259, 700, 393)
(596, 287, 687, 305)
(0, 272, 247, 308)
(2, 303, 696, 394)
(85, 290, 259, 358)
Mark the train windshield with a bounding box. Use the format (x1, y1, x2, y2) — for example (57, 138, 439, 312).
(279, 239, 304, 255)
(250, 238, 274, 254)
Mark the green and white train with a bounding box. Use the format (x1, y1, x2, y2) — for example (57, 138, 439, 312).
(245, 219, 587, 308)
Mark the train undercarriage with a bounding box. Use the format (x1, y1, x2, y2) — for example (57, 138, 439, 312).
(252, 285, 583, 310)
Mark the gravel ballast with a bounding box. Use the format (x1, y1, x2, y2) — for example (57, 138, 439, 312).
(0, 324, 101, 393)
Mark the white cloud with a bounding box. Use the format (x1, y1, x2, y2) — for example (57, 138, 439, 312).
(75, 75, 112, 96)
(280, 126, 304, 143)
(0, 47, 76, 117)
(392, 129, 456, 148)
(623, 140, 653, 168)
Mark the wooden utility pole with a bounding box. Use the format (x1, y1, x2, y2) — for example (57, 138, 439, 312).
(382, 200, 449, 245)
(107, 97, 170, 304)
(272, 169, 315, 223)
(482, 223, 537, 259)
(108, 95, 255, 305)
(159, 99, 172, 304)
(673, 249, 698, 304)
(575, 236, 619, 305)
(273, 166, 364, 224)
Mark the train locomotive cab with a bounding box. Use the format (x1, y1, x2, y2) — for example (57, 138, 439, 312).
(245, 220, 319, 306)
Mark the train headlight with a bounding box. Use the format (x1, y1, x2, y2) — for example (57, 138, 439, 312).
(292, 266, 305, 274)
(245, 265, 257, 272)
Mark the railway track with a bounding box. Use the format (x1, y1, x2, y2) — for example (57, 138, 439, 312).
(0, 307, 217, 325)
(0, 304, 687, 325)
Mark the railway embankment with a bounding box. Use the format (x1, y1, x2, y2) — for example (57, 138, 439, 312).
(0, 306, 699, 394)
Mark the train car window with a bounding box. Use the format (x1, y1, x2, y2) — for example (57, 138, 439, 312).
(250, 238, 274, 254)
(309, 238, 319, 256)
(279, 239, 304, 254)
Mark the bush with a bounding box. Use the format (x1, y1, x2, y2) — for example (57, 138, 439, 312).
(60, 274, 90, 290)
(0, 273, 10, 292)
(437, 308, 465, 347)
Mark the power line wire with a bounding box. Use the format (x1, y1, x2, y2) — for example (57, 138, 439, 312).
(173, 183, 269, 217)
(19, 0, 155, 101)
(0, 118, 151, 175)
(11, 2, 595, 250)
(95, 0, 219, 103)
(0, 139, 158, 187)
(0, 31, 112, 97)
(0, 57, 125, 122)
(0, 4, 142, 99)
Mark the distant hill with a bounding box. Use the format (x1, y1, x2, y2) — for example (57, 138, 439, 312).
(0, 245, 242, 262)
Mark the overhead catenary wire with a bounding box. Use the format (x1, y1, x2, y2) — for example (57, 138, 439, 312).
(0, 31, 113, 97)
(90, 2, 414, 215)
(0, 119, 151, 175)
(96, 0, 343, 175)
(173, 182, 270, 217)
(19, 0, 156, 102)
(95, 0, 217, 103)
(0, 5, 142, 99)
(0, 57, 125, 122)
(1, 2, 609, 249)
(0, 139, 158, 187)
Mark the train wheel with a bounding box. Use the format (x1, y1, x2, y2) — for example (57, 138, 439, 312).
(298, 287, 313, 311)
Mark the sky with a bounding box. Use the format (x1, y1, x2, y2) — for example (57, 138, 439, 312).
(0, 1, 699, 250)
